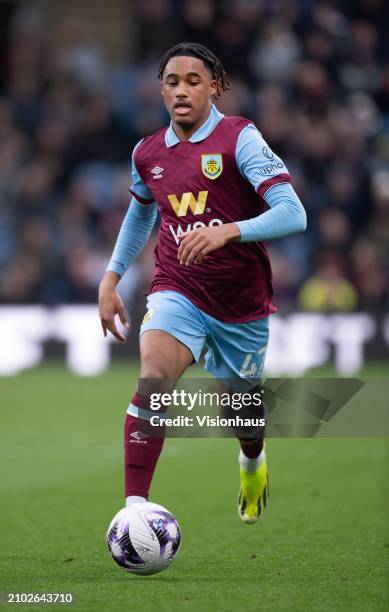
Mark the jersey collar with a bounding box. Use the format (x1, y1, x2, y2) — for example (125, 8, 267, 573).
(165, 104, 224, 147)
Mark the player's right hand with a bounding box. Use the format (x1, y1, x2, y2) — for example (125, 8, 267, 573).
(98, 279, 129, 343)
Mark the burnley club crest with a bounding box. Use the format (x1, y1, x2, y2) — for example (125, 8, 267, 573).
(201, 154, 223, 180)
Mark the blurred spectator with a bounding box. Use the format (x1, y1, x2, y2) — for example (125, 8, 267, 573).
(180, 0, 217, 49)
(132, 0, 178, 61)
(57, 19, 106, 89)
(251, 19, 301, 83)
(317, 208, 352, 249)
(298, 251, 358, 312)
(350, 239, 387, 310)
(66, 91, 130, 167)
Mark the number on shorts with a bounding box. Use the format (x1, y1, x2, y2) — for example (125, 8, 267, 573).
(239, 347, 266, 378)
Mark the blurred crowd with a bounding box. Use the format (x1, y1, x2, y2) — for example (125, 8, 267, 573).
(0, 0, 388, 313)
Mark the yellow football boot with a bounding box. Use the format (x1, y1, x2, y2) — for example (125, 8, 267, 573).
(238, 452, 269, 524)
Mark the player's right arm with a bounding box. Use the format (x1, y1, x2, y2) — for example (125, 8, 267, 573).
(99, 143, 157, 342)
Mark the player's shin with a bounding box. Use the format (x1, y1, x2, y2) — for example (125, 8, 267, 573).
(235, 387, 266, 465)
(239, 437, 265, 470)
(124, 391, 165, 503)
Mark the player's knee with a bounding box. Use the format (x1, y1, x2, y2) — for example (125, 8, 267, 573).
(139, 359, 171, 380)
(138, 360, 175, 396)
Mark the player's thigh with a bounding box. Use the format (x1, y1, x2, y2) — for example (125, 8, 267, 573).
(140, 329, 193, 380)
(204, 316, 269, 382)
(139, 290, 206, 384)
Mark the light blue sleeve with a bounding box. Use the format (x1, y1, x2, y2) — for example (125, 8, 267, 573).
(130, 140, 154, 203)
(235, 124, 290, 194)
(106, 198, 157, 277)
(235, 182, 307, 242)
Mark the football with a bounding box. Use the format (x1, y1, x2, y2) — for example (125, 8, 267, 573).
(106, 502, 181, 575)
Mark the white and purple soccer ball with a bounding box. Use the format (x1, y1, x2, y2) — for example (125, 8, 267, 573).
(106, 502, 181, 575)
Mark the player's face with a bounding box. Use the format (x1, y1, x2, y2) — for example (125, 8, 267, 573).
(161, 56, 217, 135)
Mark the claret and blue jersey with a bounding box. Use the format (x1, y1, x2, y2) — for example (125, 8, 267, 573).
(108, 104, 306, 323)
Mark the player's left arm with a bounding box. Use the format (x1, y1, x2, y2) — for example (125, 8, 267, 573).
(177, 125, 306, 265)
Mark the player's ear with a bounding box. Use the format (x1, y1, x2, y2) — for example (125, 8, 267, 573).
(210, 79, 218, 99)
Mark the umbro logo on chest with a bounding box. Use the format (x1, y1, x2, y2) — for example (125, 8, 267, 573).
(151, 166, 164, 179)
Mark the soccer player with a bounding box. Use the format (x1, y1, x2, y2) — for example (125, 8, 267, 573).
(99, 42, 306, 524)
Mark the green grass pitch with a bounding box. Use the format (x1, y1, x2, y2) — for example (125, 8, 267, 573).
(1, 363, 388, 611)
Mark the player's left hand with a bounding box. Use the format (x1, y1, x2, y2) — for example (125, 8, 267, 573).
(177, 223, 241, 265)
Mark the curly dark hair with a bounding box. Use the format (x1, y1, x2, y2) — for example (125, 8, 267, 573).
(158, 42, 231, 98)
